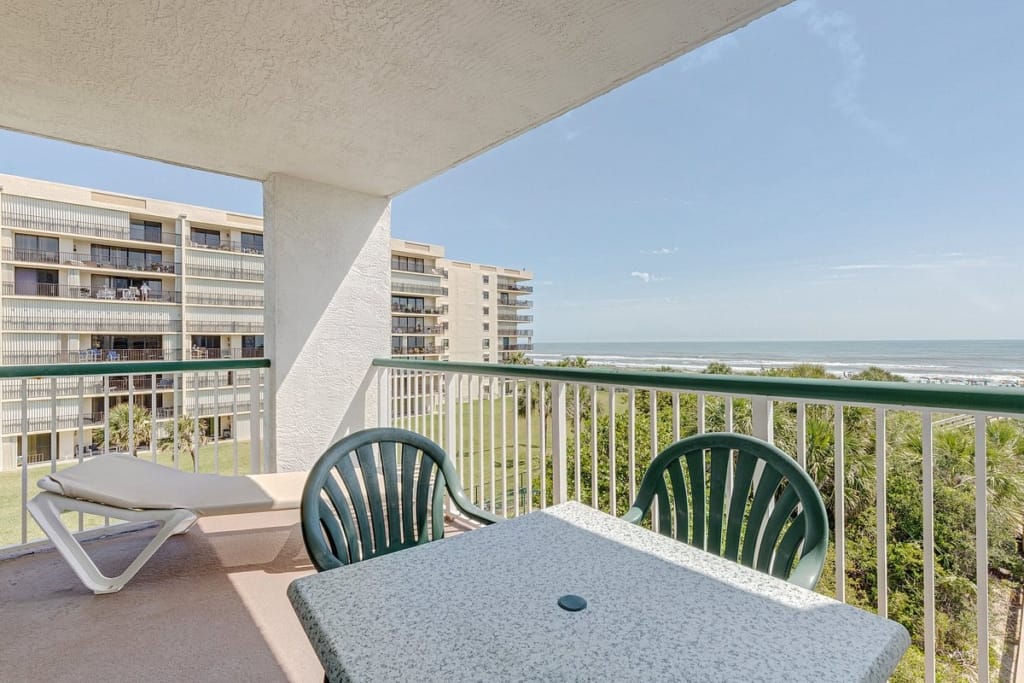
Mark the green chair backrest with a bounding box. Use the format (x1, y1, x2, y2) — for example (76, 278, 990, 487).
(300, 427, 499, 572)
(623, 432, 828, 589)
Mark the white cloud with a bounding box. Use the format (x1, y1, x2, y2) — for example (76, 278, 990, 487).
(791, 2, 900, 146)
(643, 247, 679, 255)
(630, 271, 669, 283)
(830, 255, 993, 272)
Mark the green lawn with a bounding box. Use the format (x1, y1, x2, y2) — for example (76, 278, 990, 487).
(0, 441, 253, 548)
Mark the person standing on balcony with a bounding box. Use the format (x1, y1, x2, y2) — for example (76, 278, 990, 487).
(140, 282, 150, 301)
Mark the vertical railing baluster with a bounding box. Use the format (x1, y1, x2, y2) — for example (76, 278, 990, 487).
(590, 384, 598, 509)
(551, 381, 567, 505)
(696, 392, 705, 435)
(672, 391, 680, 441)
(974, 412, 989, 683)
(501, 376, 508, 516)
(150, 373, 158, 462)
(478, 375, 485, 506)
(796, 402, 807, 469)
(444, 372, 457, 516)
(77, 376, 85, 531)
(172, 372, 180, 470)
(213, 371, 220, 473)
(628, 388, 636, 504)
(513, 380, 520, 515)
(128, 373, 135, 457)
(574, 384, 581, 502)
(469, 376, 476, 506)
(232, 371, 239, 475)
(20, 379, 28, 543)
(49, 378, 57, 473)
(539, 381, 546, 508)
(608, 386, 616, 515)
(922, 409, 936, 683)
(103, 375, 110, 454)
(489, 377, 496, 512)
(526, 381, 533, 513)
(834, 404, 845, 602)
(875, 408, 887, 618)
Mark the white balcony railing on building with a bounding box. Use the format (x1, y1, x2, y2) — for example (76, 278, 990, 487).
(0, 358, 269, 551)
(374, 358, 1024, 682)
(3, 282, 182, 303)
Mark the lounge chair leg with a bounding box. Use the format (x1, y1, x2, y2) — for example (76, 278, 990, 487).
(27, 492, 197, 594)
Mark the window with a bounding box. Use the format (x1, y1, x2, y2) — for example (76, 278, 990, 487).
(191, 227, 221, 248)
(391, 296, 425, 312)
(482, 275, 489, 284)
(240, 232, 264, 254)
(130, 219, 164, 243)
(14, 267, 58, 296)
(482, 290, 489, 300)
(483, 322, 489, 332)
(483, 354, 490, 362)
(90, 245, 163, 270)
(391, 255, 425, 273)
(14, 234, 58, 261)
(392, 317, 425, 333)
(482, 339, 490, 349)
(482, 306, 489, 316)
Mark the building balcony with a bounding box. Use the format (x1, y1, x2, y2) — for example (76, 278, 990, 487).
(390, 346, 443, 356)
(0, 358, 1020, 680)
(188, 321, 264, 334)
(189, 347, 265, 360)
(188, 238, 264, 255)
(390, 304, 446, 315)
(2, 315, 181, 333)
(186, 264, 264, 282)
(391, 262, 446, 277)
(498, 298, 532, 308)
(391, 326, 444, 335)
(2, 348, 183, 365)
(497, 312, 533, 322)
(390, 282, 447, 297)
(3, 248, 180, 274)
(497, 328, 532, 337)
(2, 210, 180, 246)
(2, 281, 182, 303)
(496, 280, 533, 293)
(185, 293, 264, 308)
(498, 343, 533, 352)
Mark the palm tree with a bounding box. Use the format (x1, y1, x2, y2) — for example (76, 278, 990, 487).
(95, 402, 152, 456)
(159, 414, 209, 470)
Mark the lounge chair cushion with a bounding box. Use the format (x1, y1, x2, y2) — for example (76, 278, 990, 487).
(37, 455, 306, 516)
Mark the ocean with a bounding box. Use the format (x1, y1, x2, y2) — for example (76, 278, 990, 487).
(528, 340, 1024, 386)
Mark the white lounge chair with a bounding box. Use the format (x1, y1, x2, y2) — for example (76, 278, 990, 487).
(27, 455, 307, 594)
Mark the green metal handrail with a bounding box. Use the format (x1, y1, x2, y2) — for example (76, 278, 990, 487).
(372, 358, 1024, 414)
(0, 358, 270, 380)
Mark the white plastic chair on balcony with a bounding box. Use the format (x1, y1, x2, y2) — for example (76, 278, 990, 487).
(27, 455, 307, 594)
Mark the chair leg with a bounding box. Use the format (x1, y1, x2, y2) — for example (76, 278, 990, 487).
(27, 492, 197, 594)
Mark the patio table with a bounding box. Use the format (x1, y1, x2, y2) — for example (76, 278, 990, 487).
(288, 501, 909, 682)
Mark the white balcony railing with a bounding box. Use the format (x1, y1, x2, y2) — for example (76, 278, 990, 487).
(0, 358, 269, 551)
(373, 358, 1024, 682)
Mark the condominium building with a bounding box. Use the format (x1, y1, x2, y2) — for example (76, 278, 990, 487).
(0, 175, 532, 467)
(0, 174, 265, 467)
(390, 239, 533, 363)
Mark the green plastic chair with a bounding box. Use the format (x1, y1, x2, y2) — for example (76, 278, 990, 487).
(623, 432, 828, 589)
(300, 427, 501, 572)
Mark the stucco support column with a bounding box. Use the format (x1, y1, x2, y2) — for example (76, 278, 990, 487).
(263, 174, 390, 472)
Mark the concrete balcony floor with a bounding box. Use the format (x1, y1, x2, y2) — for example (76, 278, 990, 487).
(1, 510, 467, 682)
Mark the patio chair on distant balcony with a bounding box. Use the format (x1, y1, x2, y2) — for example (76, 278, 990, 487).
(623, 432, 828, 590)
(301, 428, 500, 571)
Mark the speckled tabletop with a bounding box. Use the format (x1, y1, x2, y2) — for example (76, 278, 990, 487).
(288, 501, 909, 682)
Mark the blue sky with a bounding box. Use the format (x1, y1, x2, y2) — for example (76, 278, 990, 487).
(1, 0, 1022, 343)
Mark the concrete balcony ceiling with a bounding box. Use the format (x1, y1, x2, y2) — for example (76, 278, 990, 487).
(0, 1, 787, 196)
